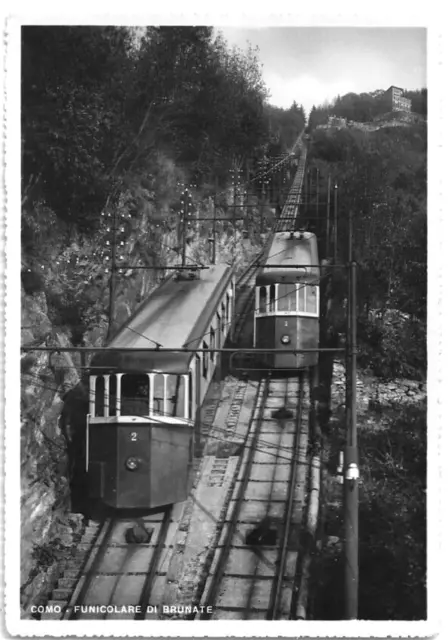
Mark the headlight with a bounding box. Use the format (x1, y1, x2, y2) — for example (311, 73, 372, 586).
(281, 335, 291, 345)
(125, 457, 139, 471)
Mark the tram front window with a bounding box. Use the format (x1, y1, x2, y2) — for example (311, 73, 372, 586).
(278, 283, 297, 311)
(166, 375, 186, 418)
(268, 284, 276, 312)
(121, 375, 149, 416)
(153, 374, 187, 418)
(258, 286, 267, 313)
(306, 285, 319, 315)
(153, 373, 165, 416)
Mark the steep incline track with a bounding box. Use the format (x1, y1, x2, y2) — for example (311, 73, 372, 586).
(196, 374, 310, 620)
(275, 146, 307, 232)
(43, 135, 311, 622)
(61, 508, 177, 620)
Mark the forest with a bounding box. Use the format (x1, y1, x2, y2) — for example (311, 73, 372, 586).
(21, 26, 306, 341)
(306, 114, 426, 620)
(308, 122, 426, 380)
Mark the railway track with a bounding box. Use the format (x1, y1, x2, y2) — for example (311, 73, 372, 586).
(41, 138, 312, 622)
(275, 146, 307, 232)
(195, 373, 310, 620)
(60, 507, 178, 620)
(234, 141, 308, 343)
(194, 147, 314, 619)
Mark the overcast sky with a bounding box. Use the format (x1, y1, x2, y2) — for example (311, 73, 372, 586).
(218, 27, 426, 115)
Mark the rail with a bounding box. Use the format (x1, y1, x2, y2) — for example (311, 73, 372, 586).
(62, 507, 173, 620)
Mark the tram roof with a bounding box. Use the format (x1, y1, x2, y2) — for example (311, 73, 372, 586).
(90, 264, 233, 374)
(256, 231, 320, 285)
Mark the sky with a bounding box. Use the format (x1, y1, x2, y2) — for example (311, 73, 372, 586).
(218, 27, 426, 115)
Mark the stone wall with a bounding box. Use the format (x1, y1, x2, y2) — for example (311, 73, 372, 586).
(331, 360, 426, 413)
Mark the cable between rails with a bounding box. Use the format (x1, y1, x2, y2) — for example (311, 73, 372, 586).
(267, 372, 305, 620)
(196, 376, 271, 620)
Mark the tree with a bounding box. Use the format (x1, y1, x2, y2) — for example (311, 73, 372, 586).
(308, 121, 427, 378)
(22, 26, 135, 228)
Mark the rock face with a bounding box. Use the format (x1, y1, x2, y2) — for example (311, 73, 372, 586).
(21, 289, 85, 613)
(331, 360, 427, 413)
(20, 216, 263, 613)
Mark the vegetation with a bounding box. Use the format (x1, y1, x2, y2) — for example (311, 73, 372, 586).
(309, 122, 426, 381)
(314, 402, 426, 620)
(308, 94, 426, 620)
(21, 26, 305, 342)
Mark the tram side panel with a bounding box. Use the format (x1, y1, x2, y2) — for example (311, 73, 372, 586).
(254, 315, 276, 368)
(144, 423, 192, 509)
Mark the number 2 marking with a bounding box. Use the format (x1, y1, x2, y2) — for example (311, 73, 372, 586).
(131, 432, 137, 441)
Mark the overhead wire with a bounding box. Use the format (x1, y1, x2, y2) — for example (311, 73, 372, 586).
(21, 372, 306, 464)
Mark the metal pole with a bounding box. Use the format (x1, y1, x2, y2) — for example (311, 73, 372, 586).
(326, 175, 331, 258)
(344, 204, 358, 619)
(304, 168, 307, 216)
(309, 364, 320, 443)
(212, 196, 217, 265)
(333, 183, 338, 263)
(181, 191, 187, 267)
(234, 174, 239, 253)
(344, 260, 358, 620)
(107, 207, 117, 341)
(316, 167, 320, 233)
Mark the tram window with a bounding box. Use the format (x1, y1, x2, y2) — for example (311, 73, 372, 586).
(259, 287, 267, 313)
(220, 303, 226, 335)
(298, 283, 306, 312)
(166, 375, 186, 418)
(306, 285, 318, 315)
(216, 313, 221, 348)
(268, 284, 276, 312)
(202, 341, 208, 378)
(121, 374, 149, 416)
(153, 373, 165, 416)
(95, 376, 104, 417)
(210, 327, 215, 362)
(189, 372, 193, 420)
(109, 375, 117, 416)
(277, 283, 297, 311)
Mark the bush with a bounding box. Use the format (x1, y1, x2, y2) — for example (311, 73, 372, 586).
(358, 312, 426, 381)
(358, 405, 426, 619)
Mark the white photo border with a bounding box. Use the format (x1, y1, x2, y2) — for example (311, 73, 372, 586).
(4, 4, 445, 637)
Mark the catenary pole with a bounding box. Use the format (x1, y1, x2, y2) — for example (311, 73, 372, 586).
(344, 207, 359, 619)
(333, 182, 338, 263)
(107, 206, 118, 341)
(212, 195, 217, 265)
(326, 175, 331, 258)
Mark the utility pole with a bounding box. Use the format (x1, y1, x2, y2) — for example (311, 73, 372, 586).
(107, 207, 117, 341)
(303, 169, 308, 218)
(333, 182, 338, 263)
(181, 187, 191, 267)
(211, 195, 217, 265)
(344, 207, 359, 619)
(316, 166, 320, 231)
(326, 175, 331, 258)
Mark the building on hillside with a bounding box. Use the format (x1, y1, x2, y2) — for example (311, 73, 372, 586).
(384, 86, 412, 112)
(328, 115, 347, 128)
